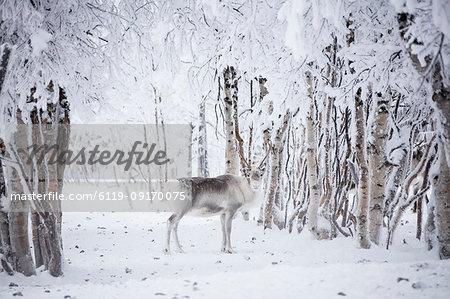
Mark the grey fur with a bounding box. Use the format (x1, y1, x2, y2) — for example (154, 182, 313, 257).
(164, 169, 263, 254)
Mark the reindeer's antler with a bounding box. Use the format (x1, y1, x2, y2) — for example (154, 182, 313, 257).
(258, 142, 272, 169)
(238, 148, 251, 169)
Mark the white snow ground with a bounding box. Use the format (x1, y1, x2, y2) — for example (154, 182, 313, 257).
(0, 211, 449, 299)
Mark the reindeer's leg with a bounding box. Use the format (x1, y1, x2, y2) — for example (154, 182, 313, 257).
(220, 213, 226, 252)
(224, 211, 237, 254)
(173, 217, 184, 253)
(164, 213, 178, 255)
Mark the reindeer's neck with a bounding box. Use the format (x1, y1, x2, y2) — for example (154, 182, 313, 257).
(247, 182, 261, 199)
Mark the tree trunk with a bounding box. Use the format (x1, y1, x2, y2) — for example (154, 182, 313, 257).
(431, 59, 450, 260)
(264, 110, 290, 229)
(9, 211, 34, 276)
(7, 124, 35, 276)
(355, 87, 370, 249)
(31, 212, 44, 268)
(223, 66, 238, 174)
(0, 138, 13, 275)
(45, 87, 70, 276)
(45, 124, 62, 277)
(30, 119, 46, 268)
(305, 70, 325, 239)
(0, 48, 12, 275)
(321, 96, 335, 238)
(384, 147, 407, 218)
(435, 143, 450, 259)
(425, 194, 436, 251)
(416, 195, 423, 240)
(257, 77, 271, 225)
(198, 97, 209, 177)
(233, 76, 247, 172)
(368, 90, 391, 245)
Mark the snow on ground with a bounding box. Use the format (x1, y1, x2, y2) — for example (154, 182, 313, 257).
(1, 211, 449, 299)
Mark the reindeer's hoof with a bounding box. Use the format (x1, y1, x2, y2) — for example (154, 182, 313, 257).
(225, 248, 236, 254)
(221, 247, 227, 253)
(163, 248, 170, 255)
(175, 247, 184, 253)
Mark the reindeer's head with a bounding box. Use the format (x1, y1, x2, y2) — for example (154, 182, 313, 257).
(240, 149, 269, 190)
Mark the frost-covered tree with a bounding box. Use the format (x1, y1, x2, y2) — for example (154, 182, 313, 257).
(390, 0, 449, 259)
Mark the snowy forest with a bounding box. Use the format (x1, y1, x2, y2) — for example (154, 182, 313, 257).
(0, 0, 449, 298)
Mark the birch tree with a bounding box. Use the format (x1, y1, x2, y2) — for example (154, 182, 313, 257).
(368, 91, 391, 245)
(264, 110, 290, 229)
(198, 97, 209, 177)
(393, 0, 450, 259)
(304, 70, 327, 239)
(355, 87, 371, 249)
(223, 66, 239, 174)
(0, 0, 127, 275)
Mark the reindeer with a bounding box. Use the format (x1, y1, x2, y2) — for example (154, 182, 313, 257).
(163, 152, 268, 254)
